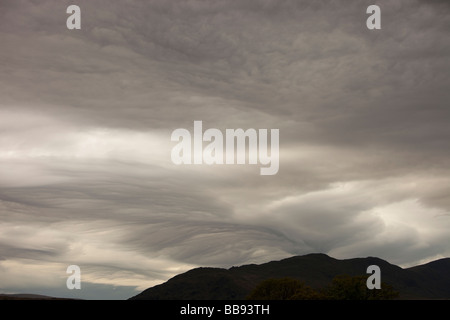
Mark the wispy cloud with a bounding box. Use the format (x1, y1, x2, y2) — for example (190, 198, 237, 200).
(1, 0, 449, 299)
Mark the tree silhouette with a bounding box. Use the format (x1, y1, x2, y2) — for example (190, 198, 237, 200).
(322, 275, 399, 300)
(246, 278, 321, 300)
(246, 275, 399, 300)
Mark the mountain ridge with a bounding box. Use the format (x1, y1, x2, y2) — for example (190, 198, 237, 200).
(129, 253, 450, 300)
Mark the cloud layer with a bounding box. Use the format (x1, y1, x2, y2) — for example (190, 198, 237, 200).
(1, 0, 449, 299)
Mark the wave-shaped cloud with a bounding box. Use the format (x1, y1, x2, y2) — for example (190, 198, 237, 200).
(0, 0, 449, 299)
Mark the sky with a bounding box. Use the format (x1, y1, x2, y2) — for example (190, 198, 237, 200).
(0, 0, 449, 299)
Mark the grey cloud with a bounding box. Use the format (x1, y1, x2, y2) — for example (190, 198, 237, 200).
(0, 0, 449, 299)
(121, 220, 304, 267)
(0, 245, 62, 260)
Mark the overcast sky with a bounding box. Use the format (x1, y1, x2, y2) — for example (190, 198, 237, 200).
(1, 0, 449, 299)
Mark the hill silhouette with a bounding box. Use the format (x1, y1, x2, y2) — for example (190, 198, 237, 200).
(129, 253, 450, 300)
(0, 294, 76, 300)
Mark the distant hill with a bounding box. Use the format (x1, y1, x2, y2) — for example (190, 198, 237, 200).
(129, 253, 450, 300)
(0, 293, 75, 300)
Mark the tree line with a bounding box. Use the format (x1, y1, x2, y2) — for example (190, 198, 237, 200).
(247, 275, 399, 300)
